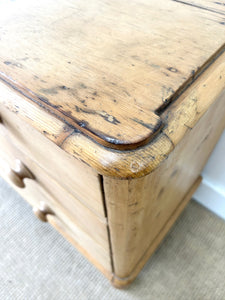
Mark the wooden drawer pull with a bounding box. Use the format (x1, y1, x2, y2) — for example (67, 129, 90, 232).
(7, 159, 34, 188)
(33, 202, 54, 222)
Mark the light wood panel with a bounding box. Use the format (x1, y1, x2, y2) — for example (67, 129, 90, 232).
(104, 89, 225, 286)
(0, 130, 108, 247)
(0, 165, 112, 276)
(47, 214, 113, 281)
(111, 176, 202, 288)
(0, 104, 105, 217)
(0, 134, 112, 276)
(0, 0, 224, 149)
(1, 50, 225, 179)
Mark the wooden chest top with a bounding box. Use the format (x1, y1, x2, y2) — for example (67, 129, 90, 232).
(0, 0, 225, 177)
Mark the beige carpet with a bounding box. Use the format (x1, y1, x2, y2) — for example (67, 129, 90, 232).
(0, 177, 225, 300)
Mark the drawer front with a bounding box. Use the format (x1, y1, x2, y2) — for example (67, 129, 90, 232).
(0, 132, 111, 274)
(0, 103, 105, 217)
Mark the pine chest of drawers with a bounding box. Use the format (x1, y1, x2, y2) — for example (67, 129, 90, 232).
(0, 0, 225, 288)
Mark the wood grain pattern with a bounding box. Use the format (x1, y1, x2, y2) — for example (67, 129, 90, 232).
(1, 49, 225, 179)
(111, 176, 202, 288)
(47, 214, 113, 280)
(0, 130, 108, 247)
(0, 0, 224, 149)
(0, 133, 112, 275)
(0, 1, 225, 288)
(0, 104, 105, 216)
(104, 89, 225, 285)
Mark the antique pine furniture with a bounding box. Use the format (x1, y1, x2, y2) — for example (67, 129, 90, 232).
(0, 0, 225, 288)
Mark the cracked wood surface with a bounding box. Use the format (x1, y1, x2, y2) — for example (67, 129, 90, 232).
(0, 0, 225, 150)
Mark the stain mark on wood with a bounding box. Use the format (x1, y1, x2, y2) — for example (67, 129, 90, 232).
(79, 83, 87, 89)
(156, 44, 225, 115)
(167, 67, 178, 73)
(40, 85, 71, 95)
(40, 88, 58, 95)
(214, 2, 225, 6)
(60, 85, 70, 90)
(78, 120, 89, 128)
(172, 0, 225, 16)
(158, 187, 165, 198)
(128, 202, 138, 207)
(74, 106, 120, 125)
(20, 57, 29, 61)
(184, 124, 193, 130)
(151, 63, 160, 69)
(0, 0, 225, 153)
(4, 61, 23, 68)
(170, 169, 178, 178)
(132, 118, 162, 132)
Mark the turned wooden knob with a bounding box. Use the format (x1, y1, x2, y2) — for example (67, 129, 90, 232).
(33, 202, 54, 222)
(7, 159, 34, 188)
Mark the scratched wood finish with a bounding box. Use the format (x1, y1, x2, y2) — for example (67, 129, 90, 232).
(1, 49, 225, 179)
(0, 133, 112, 275)
(104, 89, 225, 286)
(108, 176, 202, 288)
(0, 104, 105, 216)
(0, 0, 225, 289)
(173, 0, 225, 14)
(0, 0, 225, 149)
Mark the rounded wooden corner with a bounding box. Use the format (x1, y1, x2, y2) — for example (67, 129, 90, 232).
(110, 274, 137, 289)
(2, 49, 225, 179)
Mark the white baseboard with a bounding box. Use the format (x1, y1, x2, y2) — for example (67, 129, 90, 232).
(193, 179, 225, 220)
(193, 130, 225, 220)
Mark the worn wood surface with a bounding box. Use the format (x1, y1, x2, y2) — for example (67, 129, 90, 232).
(1, 48, 224, 179)
(0, 128, 108, 246)
(0, 131, 112, 276)
(47, 214, 113, 280)
(0, 104, 105, 216)
(104, 90, 225, 285)
(1, 0, 225, 287)
(0, 0, 224, 150)
(111, 176, 202, 288)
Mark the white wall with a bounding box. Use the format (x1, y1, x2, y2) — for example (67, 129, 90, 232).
(193, 130, 225, 220)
